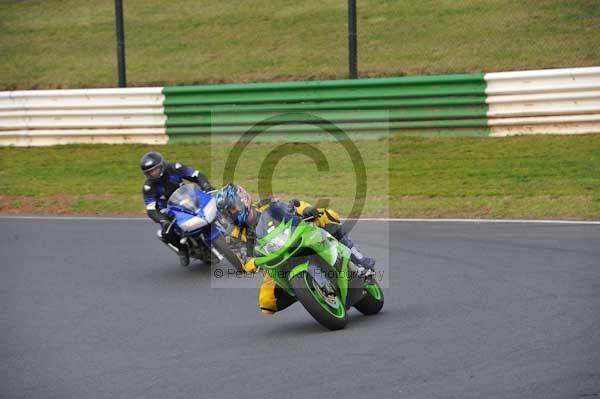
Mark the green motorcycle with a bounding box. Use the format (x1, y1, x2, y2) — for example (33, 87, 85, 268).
(254, 204, 384, 330)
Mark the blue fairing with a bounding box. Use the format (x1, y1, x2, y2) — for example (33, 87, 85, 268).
(167, 184, 223, 246)
(196, 188, 213, 210)
(208, 226, 221, 241)
(173, 211, 202, 234)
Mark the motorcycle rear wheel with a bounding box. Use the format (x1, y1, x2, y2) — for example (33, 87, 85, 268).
(354, 281, 384, 315)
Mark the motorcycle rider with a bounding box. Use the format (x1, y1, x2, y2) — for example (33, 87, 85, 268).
(215, 183, 375, 315)
(140, 151, 214, 266)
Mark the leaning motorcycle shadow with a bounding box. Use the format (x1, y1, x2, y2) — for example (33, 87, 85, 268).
(152, 261, 238, 282)
(256, 307, 392, 336)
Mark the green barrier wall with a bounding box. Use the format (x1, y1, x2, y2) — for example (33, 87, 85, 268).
(163, 74, 489, 143)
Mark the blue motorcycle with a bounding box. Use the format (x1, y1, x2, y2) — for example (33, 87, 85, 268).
(160, 184, 241, 269)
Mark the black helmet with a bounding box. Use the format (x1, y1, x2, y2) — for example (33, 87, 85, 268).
(140, 152, 165, 180)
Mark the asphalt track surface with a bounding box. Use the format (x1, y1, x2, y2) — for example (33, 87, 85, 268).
(1, 218, 599, 399)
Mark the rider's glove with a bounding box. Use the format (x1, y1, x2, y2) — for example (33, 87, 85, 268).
(242, 257, 258, 273)
(287, 199, 300, 213)
(201, 181, 215, 192)
(302, 206, 322, 220)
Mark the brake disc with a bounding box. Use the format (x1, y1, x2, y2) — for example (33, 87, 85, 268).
(313, 282, 340, 308)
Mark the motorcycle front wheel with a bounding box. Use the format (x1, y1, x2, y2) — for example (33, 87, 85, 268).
(290, 271, 348, 331)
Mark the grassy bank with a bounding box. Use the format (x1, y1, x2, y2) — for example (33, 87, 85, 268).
(1, 0, 598, 89)
(1, 135, 599, 219)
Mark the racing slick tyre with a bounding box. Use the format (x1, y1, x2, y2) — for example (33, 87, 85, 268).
(290, 271, 348, 331)
(354, 280, 384, 315)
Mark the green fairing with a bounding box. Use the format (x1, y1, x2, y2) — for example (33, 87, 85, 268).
(254, 219, 298, 266)
(288, 262, 309, 280)
(336, 243, 349, 304)
(255, 219, 299, 294)
(254, 216, 351, 304)
(366, 283, 382, 301)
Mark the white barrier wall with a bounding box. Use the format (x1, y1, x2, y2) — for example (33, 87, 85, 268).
(485, 67, 600, 136)
(0, 88, 167, 146)
(1, 67, 599, 146)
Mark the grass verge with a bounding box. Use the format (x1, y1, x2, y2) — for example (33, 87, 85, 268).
(1, 0, 598, 89)
(1, 135, 599, 220)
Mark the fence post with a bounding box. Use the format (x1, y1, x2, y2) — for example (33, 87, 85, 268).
(348, 0, 358, 79)
(114, 0, 127, 87)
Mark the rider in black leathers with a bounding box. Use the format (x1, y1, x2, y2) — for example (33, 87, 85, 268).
(140, 151, 214, 266)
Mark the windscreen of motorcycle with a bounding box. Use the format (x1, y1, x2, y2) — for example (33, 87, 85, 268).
(255, 203, 301, 240)
(167, 184, 199, 213)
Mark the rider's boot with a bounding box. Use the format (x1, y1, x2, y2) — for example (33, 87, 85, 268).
(338, 235, 376, 272)
(157, 229, 190, 267)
